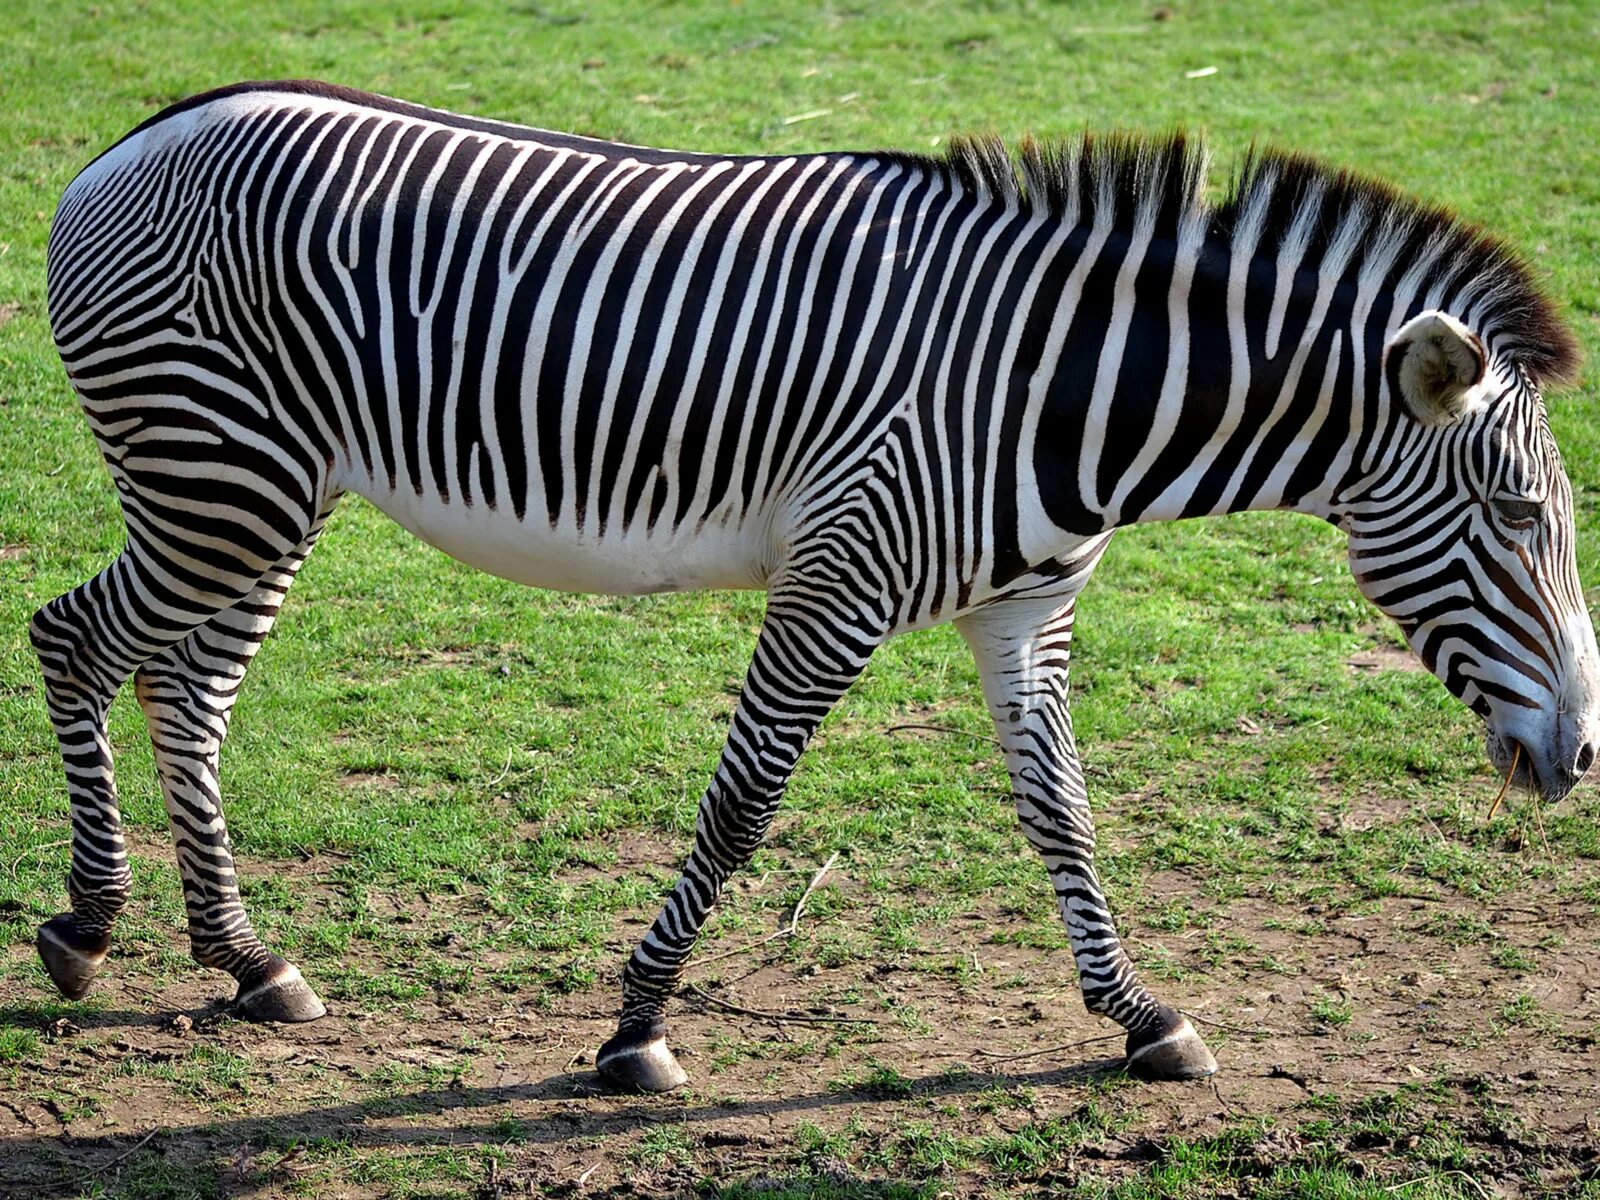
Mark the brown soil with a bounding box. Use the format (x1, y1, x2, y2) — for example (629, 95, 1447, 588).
(1, 836, 1597, 1198)
(1345, 643, 1426, 673)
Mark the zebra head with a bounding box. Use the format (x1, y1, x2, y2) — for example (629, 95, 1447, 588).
(1343, 308, 1597, 802)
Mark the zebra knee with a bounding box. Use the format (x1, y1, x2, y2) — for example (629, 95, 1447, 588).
(28, 601, 78, 685)
(30, 599, 120, 708)
(132, 657, 183, 719)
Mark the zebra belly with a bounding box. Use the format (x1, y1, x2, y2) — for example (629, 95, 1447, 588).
(357, 485, 773, 596)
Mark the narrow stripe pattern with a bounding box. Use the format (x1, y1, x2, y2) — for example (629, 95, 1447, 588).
(35, 82, 1598, 1073)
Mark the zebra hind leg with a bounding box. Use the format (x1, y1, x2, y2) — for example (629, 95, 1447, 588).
(31, 468, 329, 1009)
(134, 503, 338, 1022)
(29, 559, 144, 999)
(957, 598, 1217, 1081)
(30, 542, 287, 1003)
(596, 590, 882, 1092)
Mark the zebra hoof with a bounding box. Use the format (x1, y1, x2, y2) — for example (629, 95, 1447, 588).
(596, 1024, 689, 1093)
(233, 959, 327, 1023)
(37, 914, 109, 1001)
(1126, 1014, 1218, 1081)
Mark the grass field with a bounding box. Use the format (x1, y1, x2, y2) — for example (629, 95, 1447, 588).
(2, 2, 1599, 1197)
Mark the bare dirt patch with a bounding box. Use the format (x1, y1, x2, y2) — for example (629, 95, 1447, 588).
(337, 767, 402, 790)
(3, 829, 1598, 1199)
(1346, 642, 1426, 674)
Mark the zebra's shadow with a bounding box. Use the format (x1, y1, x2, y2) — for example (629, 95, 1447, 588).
(0, 1057, 1129, 1193)
(0, 1001, 230, 1031)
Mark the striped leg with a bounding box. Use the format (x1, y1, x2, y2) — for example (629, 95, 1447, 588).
(596, 588, 883, 1092)
(132, 502, 338, 1022)
(31, 477, 325, 1005)
(28, 558, 142, 999)
(957, 596, 1217, 1080)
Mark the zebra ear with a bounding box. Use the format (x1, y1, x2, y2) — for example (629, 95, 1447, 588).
(1384, 310, 1488, 426)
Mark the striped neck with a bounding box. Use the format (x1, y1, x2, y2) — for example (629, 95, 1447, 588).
(1016, 211, 1383, 544)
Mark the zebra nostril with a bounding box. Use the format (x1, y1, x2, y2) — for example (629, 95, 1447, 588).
(1577, 742, 1597, 776)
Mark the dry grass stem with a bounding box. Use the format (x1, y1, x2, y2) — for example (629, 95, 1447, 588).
(1486, 742, 1520, 822)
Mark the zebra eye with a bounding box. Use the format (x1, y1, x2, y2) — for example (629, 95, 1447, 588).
(1491, 496, 1543, 526)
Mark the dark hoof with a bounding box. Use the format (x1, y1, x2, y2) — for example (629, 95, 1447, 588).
(233, 960, 326, 1023)
(36, 915, 109, 1000)
(596, 1025, 689, 1093)
(1126, 1014, 1218, 1081)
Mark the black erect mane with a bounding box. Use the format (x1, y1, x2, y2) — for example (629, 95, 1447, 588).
(888, 132, 1579, 387)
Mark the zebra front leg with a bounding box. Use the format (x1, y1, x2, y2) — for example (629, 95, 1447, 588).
(134, 507, 337, 1022)
(596, 592, 882, 1092)
(957, 597, 1217, 1080)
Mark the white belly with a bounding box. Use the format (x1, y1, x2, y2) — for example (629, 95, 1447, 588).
(358, 485, 773, 595)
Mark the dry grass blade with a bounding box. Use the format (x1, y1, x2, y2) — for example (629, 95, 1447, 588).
(693, 850, 839, 970)
(7, 839, 71, 880)
(1528, 788, 1555, 864)
(883, 722, 996, 747)
(1485, 742, 1520, 822)
(972, 1032, 1122, 1062)
(1182, 1010, 1287, 1037)
(684, 981, 883, 1026)
(86, 1128, 160, 1176)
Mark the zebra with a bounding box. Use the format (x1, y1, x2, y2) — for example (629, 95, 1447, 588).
(34, 81, 1597, 1093)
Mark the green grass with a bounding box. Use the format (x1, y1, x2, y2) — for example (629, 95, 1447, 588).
(3, 2, 1600, 1198)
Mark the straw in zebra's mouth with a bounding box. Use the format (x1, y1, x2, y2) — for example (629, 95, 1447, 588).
(1486, 742, 1521, 822)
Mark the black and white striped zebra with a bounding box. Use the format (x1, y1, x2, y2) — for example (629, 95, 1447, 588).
(34, 82, 1598, 1091)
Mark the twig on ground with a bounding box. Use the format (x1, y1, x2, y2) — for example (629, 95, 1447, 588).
(972, 1032, 1122, 1062)
(693, 850, 840, 969)
(88, 1128, 160, 1176)
(1211, 1076, 1236, 1117)
(576, 1161, 602, 1187)
(786, 850, 839, 934)
(7, 839, 70, 880)
(683, 981, 883, 1026)
(1181, 1010, 1286, 1037)
(117, 981, 178, 1007)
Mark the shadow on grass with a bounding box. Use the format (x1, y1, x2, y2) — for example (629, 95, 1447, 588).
(0, 1057, 1127, 1195)
(0, 1000, 234, 1032)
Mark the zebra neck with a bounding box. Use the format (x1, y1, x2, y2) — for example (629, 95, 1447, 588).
(1017, 219, 1391, 543)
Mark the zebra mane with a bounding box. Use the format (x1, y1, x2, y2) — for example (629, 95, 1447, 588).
(908, 132, 1580, 388)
